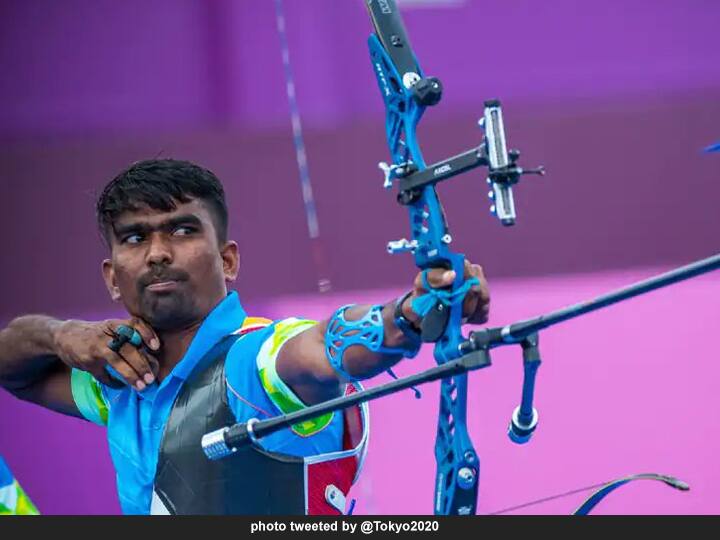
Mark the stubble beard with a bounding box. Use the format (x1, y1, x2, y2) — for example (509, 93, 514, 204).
(139, 288, 201, 331)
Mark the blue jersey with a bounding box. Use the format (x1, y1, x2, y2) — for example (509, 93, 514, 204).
(0, 455, 39, 515)
(71, 291, 344, 514)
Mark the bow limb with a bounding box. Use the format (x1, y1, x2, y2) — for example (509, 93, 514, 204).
(573, 473, 689, 515)
(488, 473, 689, 515)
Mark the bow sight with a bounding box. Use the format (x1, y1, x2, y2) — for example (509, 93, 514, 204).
(370, 5, 544, 232)
(381, 100, 545, 229)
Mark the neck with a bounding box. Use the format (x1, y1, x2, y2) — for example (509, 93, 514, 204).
(155, 321, 203, 381)
(148, 290, 230, 381)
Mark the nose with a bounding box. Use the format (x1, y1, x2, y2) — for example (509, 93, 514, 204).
(145, 233, 173, 266)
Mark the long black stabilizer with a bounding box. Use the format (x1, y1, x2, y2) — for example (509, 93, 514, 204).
(462, 251, 720, 351)
(206, 252, 720, 454)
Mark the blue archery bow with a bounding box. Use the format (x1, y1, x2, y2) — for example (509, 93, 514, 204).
(203, 0, 703, 516)
(366, 0, 544, 515)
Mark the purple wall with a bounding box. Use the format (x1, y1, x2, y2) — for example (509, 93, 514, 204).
(2, 0, 718, 134)
(264, 271, 720, 515)
(1, 0, 719, 514)
(1, 1, 718, 322)
(2, 93, 718, 322)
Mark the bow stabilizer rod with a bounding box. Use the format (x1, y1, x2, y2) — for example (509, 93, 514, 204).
(201, 254, 720, 451)
(459, 251, 720, 445)
(203, 252, 719, 513)
(461, 251, 720, 351)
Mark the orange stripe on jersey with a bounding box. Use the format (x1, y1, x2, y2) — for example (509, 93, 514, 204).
(233, 316, 273, 336)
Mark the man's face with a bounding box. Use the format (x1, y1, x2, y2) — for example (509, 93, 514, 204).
(102, 198, 238, 331)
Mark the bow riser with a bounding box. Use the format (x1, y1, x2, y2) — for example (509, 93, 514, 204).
(367, 1, 479, 515)
(367, 34, 467, 361)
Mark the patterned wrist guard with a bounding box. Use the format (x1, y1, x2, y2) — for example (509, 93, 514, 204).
(325, 304, 421, 381)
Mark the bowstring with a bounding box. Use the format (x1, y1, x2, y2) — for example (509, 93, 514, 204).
(274, 0, 332, 293)
(487, 481, 611, 515)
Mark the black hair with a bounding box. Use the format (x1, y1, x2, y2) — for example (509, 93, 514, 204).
(96, 158, 228, 246)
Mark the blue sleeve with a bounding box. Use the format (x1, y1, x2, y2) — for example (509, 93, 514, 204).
(0, 456, 12, 488)
(224, 319, 343, 457)
(0, 456, 40, 515)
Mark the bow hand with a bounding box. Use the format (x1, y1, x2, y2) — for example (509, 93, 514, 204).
(401, 260, 490, 340)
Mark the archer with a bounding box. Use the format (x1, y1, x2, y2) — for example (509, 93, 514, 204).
(0, 158, 490, 514)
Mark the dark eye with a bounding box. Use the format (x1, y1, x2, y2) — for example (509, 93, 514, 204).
(122, 233, 144, 245)
(173, 226, 195, 236)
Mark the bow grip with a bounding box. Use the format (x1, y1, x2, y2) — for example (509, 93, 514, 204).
(415, 256, 468, 344)
(416, 260, 452, 342)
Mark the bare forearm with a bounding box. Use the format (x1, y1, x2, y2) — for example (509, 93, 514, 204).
(0, 315, 64, 391)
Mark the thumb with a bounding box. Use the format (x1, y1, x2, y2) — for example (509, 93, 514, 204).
(425, 268, 456, 289)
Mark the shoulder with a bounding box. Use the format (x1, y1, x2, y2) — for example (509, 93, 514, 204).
(224, 316, 318, 411)
(257, 317, 318, 357)
(227, 316, 317, 358)
(233, 316, 274, 336)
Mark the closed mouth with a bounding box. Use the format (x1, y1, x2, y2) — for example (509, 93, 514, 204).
(145, 280, 182, 292)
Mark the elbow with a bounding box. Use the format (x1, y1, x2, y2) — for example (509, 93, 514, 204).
(0, 377, 36, 402)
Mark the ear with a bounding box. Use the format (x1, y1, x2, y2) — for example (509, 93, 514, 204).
(220, 241, 239, 283)
(102, 259, 122, 302)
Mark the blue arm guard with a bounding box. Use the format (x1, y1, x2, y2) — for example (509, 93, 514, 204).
(325, 304, 421, 381)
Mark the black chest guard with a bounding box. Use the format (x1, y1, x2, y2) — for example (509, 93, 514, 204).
(152, 334, 309, 515)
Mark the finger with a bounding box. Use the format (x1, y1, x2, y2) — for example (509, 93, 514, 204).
(462, 264, 490, 324)
(462, 292, 479, 322)
(144, 351, 160, 378)
(104, 349, 147, 391)
(106, 320, 159, 382)
(423, 268, 456, 289)
(118, 343, 158, 385)
(130, 318, 161, 352)
(467, 302, 490, 324)
(463, 258, 473, 278)
(412, 271, 424, 291)
(470, 264, 490, 302)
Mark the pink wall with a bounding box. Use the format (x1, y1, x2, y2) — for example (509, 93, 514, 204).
(3, 266, 715, 514)
(2, 0, 718, 136)
(264, 267, 720, 514)
(2, 0, 719, 320)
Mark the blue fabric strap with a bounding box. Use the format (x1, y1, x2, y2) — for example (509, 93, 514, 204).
(410, 270, 479, 318)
